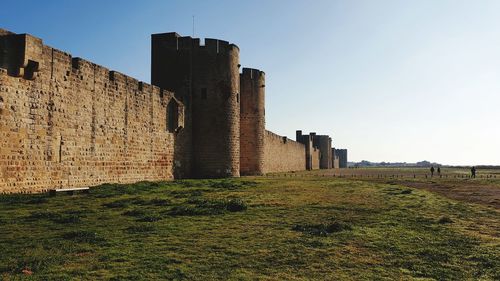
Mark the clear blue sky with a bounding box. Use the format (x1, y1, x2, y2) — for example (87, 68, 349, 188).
(1, 0, 499, 165)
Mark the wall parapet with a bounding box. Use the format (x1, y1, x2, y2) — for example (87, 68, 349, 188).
(241, 68, 265, 79)
(0, 29, 178, 108)
(151, 32, 240, 56)
(263, 130, 306, 173)
(265, 130, 303, 147)
(0, 27, 184, 193)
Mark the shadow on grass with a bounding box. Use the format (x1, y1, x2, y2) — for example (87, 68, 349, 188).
(0, 246, 66, 275)
(103, 197, 171, 209)
(121, 208, 162, 221)
(90, 181, 167, 198)
(126, 224, 156, 234)
(175, 179, 258, 190)
(383, 186, 414, 195)
(292, 221, 353, 236)
(169, 198, 248, 216)
(61, 230, 107, 245)
(0, 194, 49, 205)
(26, 210, 89, 224)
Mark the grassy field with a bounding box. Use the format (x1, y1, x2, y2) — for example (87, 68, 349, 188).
(0, 170, 499, 280)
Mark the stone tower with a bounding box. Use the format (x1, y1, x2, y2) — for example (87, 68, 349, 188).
(313, 135, 332, 169)
(151, 32, 240, 178)
(296, 130, 315, 170)
(335, 149, 348, 168)
(239, 68, 265, 175)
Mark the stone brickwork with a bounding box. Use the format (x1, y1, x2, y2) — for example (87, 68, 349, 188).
(263, 130, 305, 173)
(0, 28, 348, 193)
(0, 31, 183, 193)
(239, 68, 265, 175)
(151, 33, 240, 178)
(296, 130, 332, 170)
(332, 148, 340, 169)
(295, 130, 313, 170)
(311, 147, 320, 170)
(312, 134, 332, 169)
(335, 148, 348, 168)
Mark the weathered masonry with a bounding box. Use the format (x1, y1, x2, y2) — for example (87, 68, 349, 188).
(0, 29, 184, 193)
(333, 148, 348, 168)
(0, 28, 347, 193)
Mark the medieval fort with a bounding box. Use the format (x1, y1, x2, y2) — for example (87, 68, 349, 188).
(0, 28, 347, 193)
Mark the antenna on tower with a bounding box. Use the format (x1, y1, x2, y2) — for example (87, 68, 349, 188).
(192, 15, 195, 37)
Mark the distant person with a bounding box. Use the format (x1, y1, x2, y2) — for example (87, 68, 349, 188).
(430, 166, 435, 177)
(471, 166, 476, 178)
(437, 167, 441, 175)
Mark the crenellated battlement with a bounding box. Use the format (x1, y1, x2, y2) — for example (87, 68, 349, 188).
(241, 68, 265, 80)
(0, 27, 187, 193)
(263, 130, 306, 173)
(265, 130, 302, 147)
(296, 130, 333, 169)
(70, 57, 165, 96)
(0, 29, 166, 96)
(0, 27, 336, 193)
(0, 28, 172, 104)
(0, 28, 15, 36)
(0, 32, 43, 79)
(108, 70, 128, 86)
(151, 31, 241, 178)
(240, 66, 265, 175)
(71, 57, 95, 71)
(151, 32, 239, 56)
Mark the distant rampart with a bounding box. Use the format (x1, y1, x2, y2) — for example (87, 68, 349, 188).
(263, 130, 305, 173)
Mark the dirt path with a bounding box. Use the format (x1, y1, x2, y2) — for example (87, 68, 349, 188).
(381, 179, 500, 209)
(280, 168, 500, 209)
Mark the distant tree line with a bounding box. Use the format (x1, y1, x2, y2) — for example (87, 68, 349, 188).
(350, 160, 441, 168)
(349, 161, 500, 169)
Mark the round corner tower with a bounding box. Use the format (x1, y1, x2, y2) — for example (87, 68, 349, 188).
(240, 68, 265, 175)
(151, 33, 240, 178)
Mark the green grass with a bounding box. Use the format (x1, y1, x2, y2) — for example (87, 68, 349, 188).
(0, 176, 498, 280)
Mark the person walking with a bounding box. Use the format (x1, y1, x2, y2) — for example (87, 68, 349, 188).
(471, 166, 476, 178)
(430, 166, 435, 177)
(437, 167, 441, 176)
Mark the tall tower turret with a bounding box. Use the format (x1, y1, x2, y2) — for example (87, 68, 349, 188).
(151, 32, 240, 178)
(240, 68, 265, 175)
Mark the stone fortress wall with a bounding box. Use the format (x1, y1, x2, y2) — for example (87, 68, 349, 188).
(151, 32, 240, 178)
(311, 147, 321, 170)
(334, 148, 348, 168)
(312, 133, 332, 169)
(263, 130, 305, 173)
(239, 68, 265, 176)
(0, 30, 183, 193)
(0, 28, 348, 193)
(296, 131, 347, 170)
(332, 149, 340, 170)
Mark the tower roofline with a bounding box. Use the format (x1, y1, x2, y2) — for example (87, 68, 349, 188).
(151, 32, 239, 53)
(241, 67, 265, 78)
